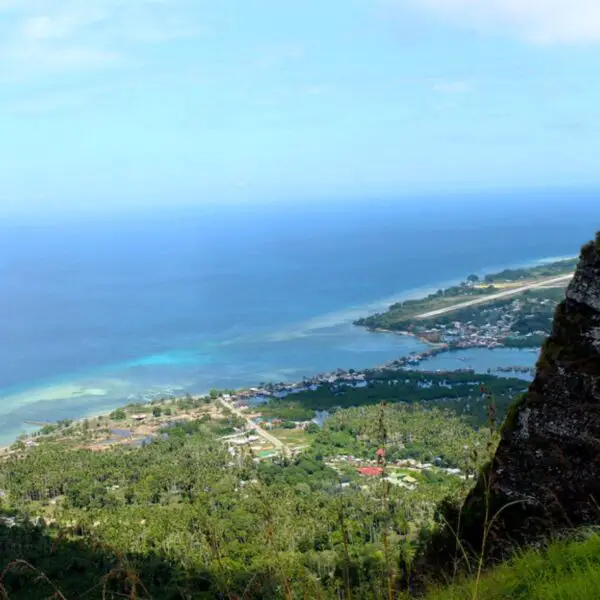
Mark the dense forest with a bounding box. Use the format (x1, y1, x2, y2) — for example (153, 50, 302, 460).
(262, 370, 526, 427)
(0, 372, 510, 599)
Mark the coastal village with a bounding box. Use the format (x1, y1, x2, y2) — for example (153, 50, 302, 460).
(400, 295, 557, 349)
(0, 362, 479, 495)
(0, 362, 467, 490)
(1, 284, 548, 482)
(1, 265, 573, 498)
(0, 299, 543, 493)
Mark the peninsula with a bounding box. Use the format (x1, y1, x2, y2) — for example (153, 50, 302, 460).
(3, 246, 600, 600)
(355, 258, 576, 351)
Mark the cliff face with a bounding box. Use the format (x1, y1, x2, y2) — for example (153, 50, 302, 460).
(454, 233, 600, 558)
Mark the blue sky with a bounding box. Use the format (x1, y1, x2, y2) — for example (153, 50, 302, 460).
(2, 0, 600, 215)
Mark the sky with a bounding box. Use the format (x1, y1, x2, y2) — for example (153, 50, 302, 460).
(2, 0, 600, 216)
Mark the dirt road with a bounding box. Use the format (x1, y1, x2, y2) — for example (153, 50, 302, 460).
(218, 397, 290, 456)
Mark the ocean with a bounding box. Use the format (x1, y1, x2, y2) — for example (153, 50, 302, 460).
(1, 190, 599, 444)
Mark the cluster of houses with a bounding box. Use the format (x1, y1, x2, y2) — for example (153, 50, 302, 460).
(225, 432, 273, 463)
(258, 419, 313, 431)
(494, 365, 535, 375)
(229, 434, 261, 446)
(354, 467, 420, 490)
(326, 453, 467, 489)
(405, 296, 553, 354)
(227, 370, 368, 407)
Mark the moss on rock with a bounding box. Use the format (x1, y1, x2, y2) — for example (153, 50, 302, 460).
(424, 231, 600, 578)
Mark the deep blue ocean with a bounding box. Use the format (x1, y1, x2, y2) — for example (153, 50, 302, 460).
(1, 190, 599, 444)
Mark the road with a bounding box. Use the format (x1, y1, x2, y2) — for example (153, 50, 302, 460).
(416, 273, 574, 320)
(217, 398, 290, 456)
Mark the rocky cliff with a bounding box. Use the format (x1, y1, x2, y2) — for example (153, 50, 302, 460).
(431, 232, 600, 566)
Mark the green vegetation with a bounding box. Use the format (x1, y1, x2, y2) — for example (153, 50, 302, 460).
(2, 420, 598, 600)
(0, 368, 587, 600)
(0, 282, 567, 600)
(110, 408, 126, 420)
(356, 285, 497, 331)
(0, 408, 453, 599)
(271, 427, 311, 446)
(355, 258, 574, 333)
(503, 334, 548, 349)
(0, 257, 588, 598)
(419, 288, 564, 332)
(306, 422, 320, 434)
(483, 258, 577, 283)
(385, 287, 565, 349)
(310, 403, 496, 470)
(264, 370, 526, 426)
(0, 371, 515, 599)
(259, 402, 315, 421)
(426, 531, 600, 600)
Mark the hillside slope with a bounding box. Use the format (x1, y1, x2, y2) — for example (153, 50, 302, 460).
(427, 531, 600, 600)
(436, 232, 600, 565)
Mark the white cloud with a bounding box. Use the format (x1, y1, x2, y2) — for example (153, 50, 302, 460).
(408, 0, 600, 44)
(0, 0, 201, 77)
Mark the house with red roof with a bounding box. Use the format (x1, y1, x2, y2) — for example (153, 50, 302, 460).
(358, 466, 383, 477)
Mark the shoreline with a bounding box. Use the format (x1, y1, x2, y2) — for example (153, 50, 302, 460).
(0, 254, 572, 451)
(0, 341, 540, 456)
(354, 260, 574, 355)
(358, 254, 577, 321)
(0, 350, 537, 456)
(371, 327, 443, 347)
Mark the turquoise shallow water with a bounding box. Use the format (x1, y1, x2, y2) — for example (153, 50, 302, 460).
(1, 192, 599, 444)
(0, 323, 430, 445)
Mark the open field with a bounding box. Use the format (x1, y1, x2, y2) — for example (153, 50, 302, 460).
(270, 428, 312, 447)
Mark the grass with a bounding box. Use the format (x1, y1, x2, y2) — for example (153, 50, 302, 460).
(387, 467, 428, 482)
(426, 531, 600, 600)
(270, 428, 311, 446)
